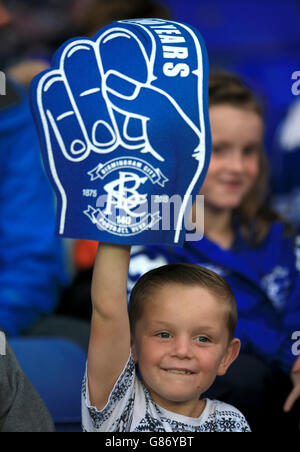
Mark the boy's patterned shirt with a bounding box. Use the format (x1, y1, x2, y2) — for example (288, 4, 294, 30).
(82, 354, 251, 432)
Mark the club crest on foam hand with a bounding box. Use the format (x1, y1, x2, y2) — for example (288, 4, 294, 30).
(30, 18, 211, 245)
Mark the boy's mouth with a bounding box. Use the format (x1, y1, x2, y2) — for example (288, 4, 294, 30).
(162, 368, 195, 375)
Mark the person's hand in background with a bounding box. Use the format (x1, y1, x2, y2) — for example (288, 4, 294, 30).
(283, 355, 300, 428)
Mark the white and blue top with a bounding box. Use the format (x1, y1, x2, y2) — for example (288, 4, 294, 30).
(82, 353, 251, 432)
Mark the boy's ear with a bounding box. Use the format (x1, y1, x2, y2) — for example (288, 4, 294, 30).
(217, 338, 241, 376)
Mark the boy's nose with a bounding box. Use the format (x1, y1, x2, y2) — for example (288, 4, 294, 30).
(171, 336, 193, 359)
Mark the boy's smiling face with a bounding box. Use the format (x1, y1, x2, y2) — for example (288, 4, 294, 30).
(131, 283, 240, 417)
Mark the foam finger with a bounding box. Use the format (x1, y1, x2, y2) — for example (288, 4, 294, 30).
(39, 71, 89, 162)
(98, 26, 150, 83)
(97, 27, 150, 148)
(61, 41, 118, 153)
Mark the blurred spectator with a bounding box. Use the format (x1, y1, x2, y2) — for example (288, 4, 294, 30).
(0, 0, 82, 431)
(0, 1, 90, 351)
(7, 59, 50, 88)
(0, 0, 79, 68)
(0, 0, 92, 88)
(0, 76, 69, 336)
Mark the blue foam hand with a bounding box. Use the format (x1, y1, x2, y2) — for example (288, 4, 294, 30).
(30, 18, 211, 245)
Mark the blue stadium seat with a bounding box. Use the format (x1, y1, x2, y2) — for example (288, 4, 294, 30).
(9, 337, 87, 432)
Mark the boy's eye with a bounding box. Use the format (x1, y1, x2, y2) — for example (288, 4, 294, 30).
(158, 332, 170, 339)
(196, 336, 209, 343)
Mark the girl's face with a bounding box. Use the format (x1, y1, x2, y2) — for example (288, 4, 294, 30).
(201, 104, 263, 211)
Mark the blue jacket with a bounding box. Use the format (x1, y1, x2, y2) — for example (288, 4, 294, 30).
(128, 222, 300, 374)
(0, 81, 68, 335)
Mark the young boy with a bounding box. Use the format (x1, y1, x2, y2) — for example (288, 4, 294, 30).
(82, 243, 250, 432)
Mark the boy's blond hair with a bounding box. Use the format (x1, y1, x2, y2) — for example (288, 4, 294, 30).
(129, 263, 238, 341)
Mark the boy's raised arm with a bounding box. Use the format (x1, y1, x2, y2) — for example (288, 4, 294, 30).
(87, 243, 131, 410)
